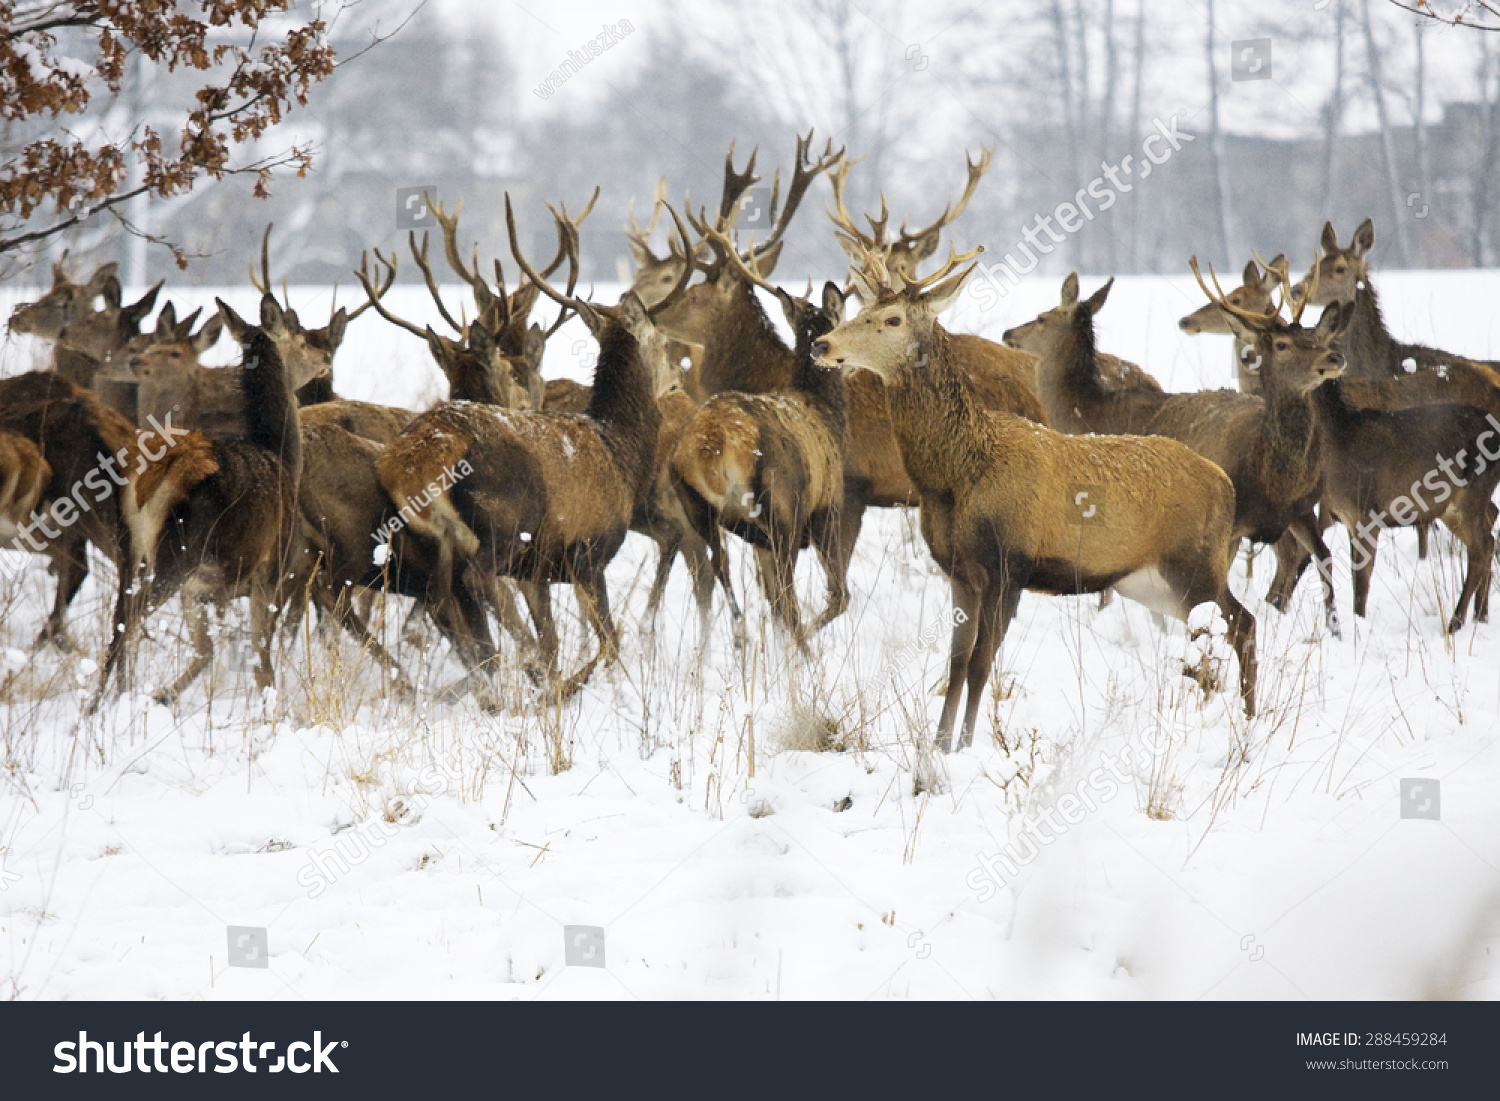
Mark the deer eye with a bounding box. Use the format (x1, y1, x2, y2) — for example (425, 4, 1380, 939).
(1335, 265, 1346, 274)
(1274, 340, 1289, 352)
(885, 316, 902, 327)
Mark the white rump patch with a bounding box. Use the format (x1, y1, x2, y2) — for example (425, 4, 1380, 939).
(1113, 568, 1182, 619)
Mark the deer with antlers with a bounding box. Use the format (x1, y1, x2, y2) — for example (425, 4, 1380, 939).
(376, 196, 692, 698)
(827, 151, 1052, 423)
(813, 244, 1257, 749)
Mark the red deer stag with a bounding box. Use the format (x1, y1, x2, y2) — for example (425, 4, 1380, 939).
(813, 246, 1257, 750)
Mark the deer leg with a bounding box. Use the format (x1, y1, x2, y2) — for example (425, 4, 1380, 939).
(754, 541, 807, 657)
(248, 573, 280, 698)
(1445, 501, 1495, 634)
(560, 572, 620, 700)
(485, 574, 537, 652)
(1215, 588, 1259, 719)
(957, 580, 1021, 752)
(519, 579, 558, 684)
(682, 526, 717, 638)
(810, 497, 861, 633)
(318, 583, 413, 694)
(156, 593, 214, 705)
(676, 479, 744, 651)
(33, 542, 89, 653)
(644, 532, 681, 628)
(1284, 515, 1340, 637)
(1417, 520, 1431, 560)
(935, 579, 983, 753)
(1349, 524, 1378, 620)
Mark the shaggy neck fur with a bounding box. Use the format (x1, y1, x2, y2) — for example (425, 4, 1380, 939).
(1254, 339, 1323, 498)
(884, 325, 997, 495)
(240, 327, 301, 482)
(696, 283, 795, 396)
(585, 321, 661, 499)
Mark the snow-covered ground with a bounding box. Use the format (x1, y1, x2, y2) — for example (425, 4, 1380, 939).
(2, 271, 1498, 1000)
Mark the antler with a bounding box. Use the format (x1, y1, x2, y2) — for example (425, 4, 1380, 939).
(248, 224, 290, 310)
(345, 254, 393, 320)
(507, 194, 693, 329)
(1254, 249, 1318, 325)
(703, 223, 780, 298)
(900, 242, 983, 295)
(354, 250, 431, 341)
(748, 130, 844, 265)
(624, 178, 668, 261)
(896, 146, 993, 248)
(1190, 255, 1282, 326)
(826, 153, 886, 252)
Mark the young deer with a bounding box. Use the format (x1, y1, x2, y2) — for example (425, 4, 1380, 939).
(1177, 256, 1286, 395)
(1003, 273, 1167, 435)
(376, 198, 692, 698)
(101, 294, 307, 705)
(672, 233, 852, 653)
(8, 259, 162, 414)
(813, 247, 1257, 750)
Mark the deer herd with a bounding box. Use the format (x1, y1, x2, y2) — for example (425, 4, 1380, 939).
(3, 132, 1499, 753)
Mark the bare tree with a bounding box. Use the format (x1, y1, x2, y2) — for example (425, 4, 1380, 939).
(1362, 0, 1414, 266)
(1205, 0, 1232, 265)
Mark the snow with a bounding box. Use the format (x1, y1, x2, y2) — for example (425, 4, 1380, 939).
(1, 272, 1499, 1000)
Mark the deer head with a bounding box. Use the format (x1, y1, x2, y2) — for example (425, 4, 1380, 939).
(1194, 254, 1350, 394)
(1292, 218, 1375, 307)
(650, 131, 842, 345)
(812, 243, 982, 386)
(103, 302, 225, 386)
(1177, 255, 1283, 335)
(1002, 272, 1115, 359)
(10, 259, 162, 362)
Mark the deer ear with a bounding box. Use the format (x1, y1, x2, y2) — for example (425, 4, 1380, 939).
(618, 291, 651, 337)
(921, 262, 980, 316)
(1242, 259, 1261, 288)
(123, 282, 162, 329)
(85, 262, 120, 301)
(523, 324, 546, 368)
(626, 239, 660, 270)
(1315, 300, 1351, 341)
(821, 281, 845, 319)
(259, 293, 288, 336)
(1083, 277, 1114, 316)
(848, 266, 880, 305)
(1321, 222, 1339, 254)
(1060, 272, 1080, 308)
(1224, 314, 1259, 348)
(175, 307, 202, 340)
(193, 314, 224, 355)
(833, 232, 865, 266)
(155, 302, 178, 338)
(905, 228, 943, 266)
(326, 308, 348, 351)
(424, 327, 453, 368)
(216, 298, 250, 343)
(1352, 218, 1375, 258)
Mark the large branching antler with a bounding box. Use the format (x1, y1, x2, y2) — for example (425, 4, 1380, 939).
(354, 250, 431, 341)
(747, 130, 844, 266)
(896, 146, 993, 249)
(507, 194, 693, 335)
(624, 177, 668, 263)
